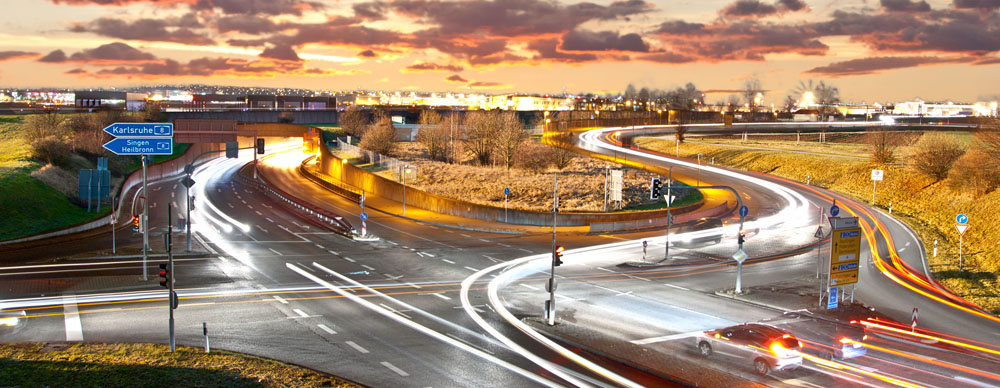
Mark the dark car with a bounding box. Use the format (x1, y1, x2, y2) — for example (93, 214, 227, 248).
(671, 217, 723, 248)
(696, 323, 803, 375)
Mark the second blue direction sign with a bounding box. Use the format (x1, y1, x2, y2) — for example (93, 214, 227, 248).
(103, 138, 173, 155)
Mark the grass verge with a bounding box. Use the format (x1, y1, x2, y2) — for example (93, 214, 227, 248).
(636, 135, 1000, 314)
(0, 342, 359, 388)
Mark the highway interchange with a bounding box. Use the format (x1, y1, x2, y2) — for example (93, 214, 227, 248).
(1, 124, 999, 388)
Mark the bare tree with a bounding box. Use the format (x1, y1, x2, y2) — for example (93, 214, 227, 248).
(493, 112, 529, 170)
(463, 110, 496, 165)
(22, 113, 67, 144)
(518, 142, 551, 173)
(359, 114, 397, 156)
(742, 77, 764, 108)
(675, 126, 687, 143)
(867, 129, 898, 165)
(339, 107, 369, 138)
(551, 147, 575, 170)
(415, 110, 449, 161)
(910, 132, 966, 181)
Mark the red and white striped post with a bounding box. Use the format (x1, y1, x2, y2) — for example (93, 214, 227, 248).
(911, 307, 918, 332)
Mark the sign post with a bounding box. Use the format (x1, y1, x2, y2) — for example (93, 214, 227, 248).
(956, 214, 969, 270)
(871, 169, 884, 205)
(102, 123, 174, 280)
(642, 240, 647, 264)
(504, 187, 510, 223)
(825, 216, 861, 307)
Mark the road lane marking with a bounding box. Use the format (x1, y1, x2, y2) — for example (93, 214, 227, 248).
(343, 257, 356, 263)
(293, 309, 310, 318)
(404, 282, 421, 289)
(315, 244, 325, 249)
(464, 266, 479, 272)
(520, 284, 540, 291)
(416, 252, 435, 258)
(483, 255, 499, 263)
(625, 275, 651, 282)
(227, 202, 234, 208)
(424, 293, 451, 300)
(317, 324, 337, 335)
(594, 285, 620, 293)
(255, 211, 263, 216)
(596, 267, 615, 273)
(266, 217, 275, 223)
(441, 259, 456, 264)
(171, 192, 175, 198)
(327, 250, 339, 255)
(63, 295, 83, 342)
(385, 240, 398, 245)
(255, 225, 269, 233)
(460, 234, 472, 238)
(446, 333, 494, 355)
(381, 361, 409, 377)
(380, 303, 412, 319)
(345, 341, 369, 354)
(455, 305, 486, 313)
(664, 283, 690, 291)
(272, 296, 288, 304)
(361, 264, 376, 271)
(630, 331, 704, 345)
(268, 248, 283, 256)
(517, 248, 533, 253)
(172, 201, 178, 209)
(172, 184, 177, 190)
(479, 239, 490, 242)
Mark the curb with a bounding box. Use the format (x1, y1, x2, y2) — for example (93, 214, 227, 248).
(64, 252, 213, 261)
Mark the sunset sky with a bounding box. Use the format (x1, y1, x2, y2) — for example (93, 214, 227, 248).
(0, 0, 998, 103)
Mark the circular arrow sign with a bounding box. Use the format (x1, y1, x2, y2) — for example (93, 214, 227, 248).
(831, 205, 840, 217)
(643, 240, 648, 248)
(739, 205, 748, 218)
(504, 187, 510, 196)
(360, 212, 368, 221)
(956, 213, 968, 224)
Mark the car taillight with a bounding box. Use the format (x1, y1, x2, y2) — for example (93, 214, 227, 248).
(863, 335, 868, 341)
(839, 337, 852, 344)
(771, 342, 796, 357)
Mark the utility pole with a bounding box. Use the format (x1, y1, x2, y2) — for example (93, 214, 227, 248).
(604, 166, 609, 212)
(142, 154, 149, 280)
(664, 167, 672, 260)
(166, 204, 176, 352)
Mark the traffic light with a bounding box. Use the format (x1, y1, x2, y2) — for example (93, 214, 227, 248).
(158, 263, 170, 289)
(131, 216, 139, 232)
(553, 245, 565, 266)
(256, 138, 265, 154)
(650, 178, 662, 200)
(738, 229, 746, 246)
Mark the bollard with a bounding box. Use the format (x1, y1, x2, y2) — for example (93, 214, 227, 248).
(203, 322, 210, 353)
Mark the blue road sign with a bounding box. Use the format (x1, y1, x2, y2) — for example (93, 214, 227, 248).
(827, 287, 839, 309)
(103, 123, 173, 138)
(956, 214, 968, 224)
(504, 187, 510, 196)
(739, 205, 748, 218)
(360, 211, 368, 221)
(103, 137, 173, 155)
(831, 205, 840, 217)
(642, 240, 648, 248)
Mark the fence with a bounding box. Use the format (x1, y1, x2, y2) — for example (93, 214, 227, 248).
(335, 136, 411, 180)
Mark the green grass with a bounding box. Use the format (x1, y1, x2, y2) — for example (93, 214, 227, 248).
(0, 116, 192, 241)
(0, 343, 357, 388)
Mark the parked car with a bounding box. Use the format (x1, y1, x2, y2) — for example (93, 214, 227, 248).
(696, 323, 803, 375)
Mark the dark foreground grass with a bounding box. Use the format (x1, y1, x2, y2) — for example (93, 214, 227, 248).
(0, 343, 358, 388)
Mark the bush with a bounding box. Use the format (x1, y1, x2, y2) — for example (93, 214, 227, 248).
(867, 129, 898, 165)
(359, 115, 397, 156)
(518, 142, 551, 173)
(30, 136, 73, 167)
(910, 132, 966, 181)
(552, 147, 575, 170)
(339, 108, 368, 138)
(22, 113, 67, 145)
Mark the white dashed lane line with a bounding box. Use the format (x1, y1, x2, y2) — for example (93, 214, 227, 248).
(272, 296, 289, 304)
(464, 266, 479, 272)
(268, 248, 283, 256)
(345, 341, 369, 354)
(343, 257, 356, 263)
(381, 361, 409, 377)
(361, 264, 376, 271)
(441, 259, 456, 264)
(317, 324, 337, 335)
(293, 309, 310, 318)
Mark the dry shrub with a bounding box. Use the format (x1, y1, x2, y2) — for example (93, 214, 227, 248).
(910, 132, 966, 181)
(551, 147, 575, 170)
(949, 145, 1000, 195)
(360, 115, 397, 156)
(339, 108, 369, 138)
(22, 113, 68, 144)
(416, 111, 450, 162)
(518, 142, 551, 173)
(30, 136, 73, 167)
(867, 129, 898, 165)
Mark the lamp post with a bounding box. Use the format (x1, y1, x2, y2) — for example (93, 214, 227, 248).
(401, 164, 412, 216)
(697, 153, 703, 186)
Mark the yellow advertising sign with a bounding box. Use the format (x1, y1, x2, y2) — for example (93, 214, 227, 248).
(829, 227, 862, 286)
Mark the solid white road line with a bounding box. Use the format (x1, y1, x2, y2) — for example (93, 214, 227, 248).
(272, 296, 289, 304)
(520, 284, 540, 291)
(345, 341, 369, 354)
(381, 361, 409, 377)
(268, 248, 283, 256)
(664, 283, 690, 291)
(429, 293, 451, 300)
(317, 324, 337, 335)
(630, 330, 702, 345)
(63, 295, 83, 342)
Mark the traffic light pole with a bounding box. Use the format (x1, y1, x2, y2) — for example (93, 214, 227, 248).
(547, 174, 558, 326)
(665, 168, 672, 260)
(167, 204, 175, 352)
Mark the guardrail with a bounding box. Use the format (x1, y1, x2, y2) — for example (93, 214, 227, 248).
(233, 163, 354, 238)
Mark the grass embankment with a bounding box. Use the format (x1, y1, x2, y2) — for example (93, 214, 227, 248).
(0, 343, 358, 388)
(637, 134, 1000, 314)
(337, 141, 702, 212)
(0, 115, 191, 241)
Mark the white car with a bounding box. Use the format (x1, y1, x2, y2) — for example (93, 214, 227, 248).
(696, 323, 803, 375)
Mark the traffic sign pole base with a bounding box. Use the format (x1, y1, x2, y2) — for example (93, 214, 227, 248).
(353, 232, 379, 242)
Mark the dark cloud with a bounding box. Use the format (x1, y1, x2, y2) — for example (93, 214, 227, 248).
(227, 38, 270, 47)
(72, 17, 215, 45)
(281, 23, 404, 47)
(722, 0, 778, 17)
(215, 15, 283, 34)
(529, 39, 598, 62)
(560, 30, 650, 52)
(38, 43, 157, 64)
(403, 63, 464, 72)
(654, 20, 707, 35)
(192, 0, 321, 16)
(0, 51, 38, 61)
(86, 56, 327, 79)
(65, 68, 88, 74)
(445, 74, 468, 83)
(38, 50, 68, 63)
(358, 50, 377, 58)
(814, 10, 1000, 54)
(881, 0, 931, 12)
(777, 0, 807, 11)
(953, 0, 1000, 9)
(362, 0, 651, 37)
(353, 1, 388, 20)
(656, 22, 828, 61)
(50, 0, 189, 5)
(804, 56, 972, 76)
(975, 56, 1000, 64)
(638, 51, 696, 63)
(468, 81, 511, 89)
(259, 44, 301, 61)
